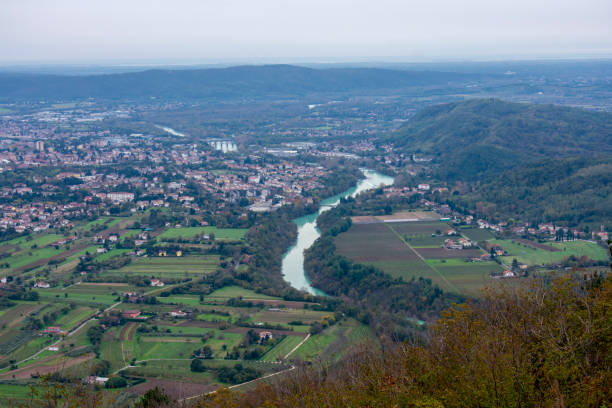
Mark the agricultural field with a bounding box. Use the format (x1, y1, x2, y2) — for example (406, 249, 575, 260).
(0, 210, 362, 398)
(334, 223, 421, 263)
(293, 319, 374, 362)
(205, 286, 277, 301)
(351, 210, 440, 224)
(390, 221, 454, 236)
(335, 219, 503, 296)
(0, 280, 343, 393)
(36, 290, 119, 307)
(122, 359, 289, 399)
(0, 383, 41, 405)
(0, 215, 139, 284)
(460, 227, 496, 242)
(157, 226, 247, 242)
(259, 335, 307, 362)
(490, 239, 609, 266)
(105, 255, 220, 278)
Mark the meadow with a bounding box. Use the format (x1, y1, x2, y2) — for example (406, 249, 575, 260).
(490, 239, 609, 266)
(106, 255, 220, 278)
(157, 226, 247, 241)
(205, 286, 277, 301)
(259, 335, 307, 362)
(293, 319, 373, 362)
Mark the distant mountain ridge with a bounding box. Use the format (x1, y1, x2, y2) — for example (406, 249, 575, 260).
(388, 99, 612, 180)
(0, 64, 481, 101)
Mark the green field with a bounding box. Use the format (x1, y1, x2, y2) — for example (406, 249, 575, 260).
(61, 283, 133, 295)
(58, 320, 97, 348)
(196, 313, 231, 322)
(157, 226, 247, 241)
(158, 295, 203, 307)
(93, 248, 131, 262)
(366, 260, 432, 279)
(206, 286, 278, 301)
(292, 331, 334, 361)
(391, 221, 454, 236)
(36, 290, 118, 307)
(0, 384, 38, 403)
(124, 359, 217, 383)
(1, 234, 64, 248)
(53, 307, 95, 330)
(404, 235, 447, 248)
(107, 255, 219, 277)
(3, 337, 53, 365)
(78, 217, 122, 231)
(1, 246, 66, 271)
(426, 259, 504, 296)
(293, 319, 372, 362)
(140, 338, 200, 359)
(260, 335, 307, 362)
(491, 239, 609, 266)
(247, 309, 330, 325)
(155, 325, 212, 335)
(461, 227, 496, 241)
(138, 331, 242, 360)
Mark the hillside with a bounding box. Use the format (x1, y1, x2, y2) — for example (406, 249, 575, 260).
(157, 276, 612, 407)
(0, 65, 480, 101)
(388, 99, 612, 180)
(449, 156, 612, 228)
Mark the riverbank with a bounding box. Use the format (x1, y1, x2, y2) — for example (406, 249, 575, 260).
(281, 170, 394, 294)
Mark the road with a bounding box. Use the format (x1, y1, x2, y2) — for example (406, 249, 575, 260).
(14, 283, 178, 367)
(14, 300, 122, 366)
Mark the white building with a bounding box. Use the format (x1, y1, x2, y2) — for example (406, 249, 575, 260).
(107, 192, 134, 203)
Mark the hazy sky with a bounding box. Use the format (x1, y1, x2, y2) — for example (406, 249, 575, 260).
(2, 0, 611, 64)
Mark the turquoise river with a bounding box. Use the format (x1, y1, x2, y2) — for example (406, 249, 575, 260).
(281, 169, 394, 295)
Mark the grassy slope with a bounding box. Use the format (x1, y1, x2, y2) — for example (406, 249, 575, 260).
(491, 239, 609, 266)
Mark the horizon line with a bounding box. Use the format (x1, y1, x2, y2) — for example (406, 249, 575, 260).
(1, 54, 612, 68)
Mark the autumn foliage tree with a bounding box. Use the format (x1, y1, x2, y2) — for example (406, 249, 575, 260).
(194, 274, 611, 408)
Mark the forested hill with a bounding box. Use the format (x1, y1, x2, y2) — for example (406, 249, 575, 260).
(449, 156, 612, 227)
(388, 99, 612, 180)
(0, 65, 480, 101)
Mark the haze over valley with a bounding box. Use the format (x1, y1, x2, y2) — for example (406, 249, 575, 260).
(0, 1, 610, 407)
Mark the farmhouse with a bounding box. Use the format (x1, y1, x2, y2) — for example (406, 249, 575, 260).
(150, 279, 164, 287)
(34, 281, 50, 288)
(259, 331, 273, 343)
(123, 292, 143, 303)
(444, 239, 463, 250)
(42, 326, 64, 335)
(121, 310, 141, 319)
(457, 237, 473, 247)
(83, 376, 109, 385)
(169, 310, 188, 318)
